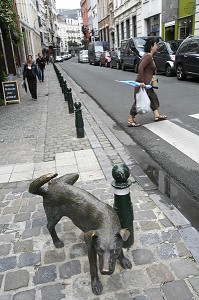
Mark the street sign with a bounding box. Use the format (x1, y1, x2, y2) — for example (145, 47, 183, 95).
(2, 81, 20, 105)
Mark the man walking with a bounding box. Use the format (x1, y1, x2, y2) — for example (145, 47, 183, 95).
(36, 53, 46, 82)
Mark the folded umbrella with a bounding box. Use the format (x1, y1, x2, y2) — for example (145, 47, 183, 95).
(115, 80, 152, 89)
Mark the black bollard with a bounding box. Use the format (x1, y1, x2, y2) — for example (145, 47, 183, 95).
(64, 86, 69, 101)
(111, 163, 134, 249)
(74, 102, 85, 138)
(67, 88, 74, 113)
(62, 80, 66, 94)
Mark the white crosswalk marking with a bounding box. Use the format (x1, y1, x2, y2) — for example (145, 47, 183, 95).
(144, 120, 199, 164)
(189, 113, 199, 119)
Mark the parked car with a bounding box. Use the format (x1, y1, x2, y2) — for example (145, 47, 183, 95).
(110, 48, 121, 69)
(88, 41, 110, 65)
(78, 50, 88, 63)
(175, 36, 199, 80)
(99, 51, 111, 67)
(153, 40, 182, 76)
(120, 36, 163, 72)
(55, 56, 63, 62)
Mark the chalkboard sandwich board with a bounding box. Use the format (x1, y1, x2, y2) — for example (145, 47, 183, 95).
(2, 81, 20, 105)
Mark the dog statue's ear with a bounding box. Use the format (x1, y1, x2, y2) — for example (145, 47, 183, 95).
(117, 229, 130, 241)
(84, 230, 98, 249)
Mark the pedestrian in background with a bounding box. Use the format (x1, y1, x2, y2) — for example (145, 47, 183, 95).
(23, 55, 41, 101)
(127, 38, 167, 127)
(36, 53, 46, 82)
(46, 54, 49, 65)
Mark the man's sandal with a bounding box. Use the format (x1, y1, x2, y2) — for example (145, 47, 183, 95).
(154, 115, 167, 122)
(127, 120, 141, 127)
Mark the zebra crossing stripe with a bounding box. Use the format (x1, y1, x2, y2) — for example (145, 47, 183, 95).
(144, 120, 199, 164)
(189, 114, 199, 119)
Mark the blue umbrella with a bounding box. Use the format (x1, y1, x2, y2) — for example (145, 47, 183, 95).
(115, 80, 152, 89)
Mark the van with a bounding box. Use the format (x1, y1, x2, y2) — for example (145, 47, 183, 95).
(88, 41, 110, 65)
(78, 50, 88, 63)
(120, 36, 162, 72)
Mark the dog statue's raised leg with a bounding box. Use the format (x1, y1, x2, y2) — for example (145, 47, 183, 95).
(46, 214, 64, 248)
(117, 249, 132, 269)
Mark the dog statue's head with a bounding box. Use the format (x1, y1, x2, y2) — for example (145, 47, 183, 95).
(84, 229, 130, 275)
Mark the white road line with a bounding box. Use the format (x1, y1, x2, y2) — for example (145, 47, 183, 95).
(189, 113, 199, 119)
(144, 120, 199, 164)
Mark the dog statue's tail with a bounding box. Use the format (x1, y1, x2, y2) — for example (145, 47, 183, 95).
(29, 173, 58, 196)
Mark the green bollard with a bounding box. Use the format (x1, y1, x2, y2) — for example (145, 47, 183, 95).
(67, 88, 74, 113)
(74, 102, 84, 138)
(111, 163, 134, 249)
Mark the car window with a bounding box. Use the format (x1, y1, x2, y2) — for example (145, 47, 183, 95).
(187, 40, 199, 53)
(134, 38, 146, 47)
(157, 43, 166, 53)
(178, 40, 190, 54)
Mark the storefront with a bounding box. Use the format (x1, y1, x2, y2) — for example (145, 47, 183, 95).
(146, 14, 160, 36)
(177, 0, 195, 39)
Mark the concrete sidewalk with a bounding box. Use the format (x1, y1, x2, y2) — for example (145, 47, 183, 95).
(0, 64, 199, 300)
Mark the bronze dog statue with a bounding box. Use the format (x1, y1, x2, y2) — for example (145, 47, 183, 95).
(29, 173, 132, 295)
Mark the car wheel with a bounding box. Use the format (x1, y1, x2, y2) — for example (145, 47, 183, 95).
(176, 64, 186, 80)
(116, 62, 120, 70)
(122, 62, 126, 71)
(89, 60, 92, 65)
(110, 62, 113, 68)
(105, 62, 108, 67)
(134, 61, 138, 73)
(165, 64, 172, 77)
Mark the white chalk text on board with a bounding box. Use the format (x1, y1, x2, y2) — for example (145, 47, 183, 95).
(2, 81, 20, 105)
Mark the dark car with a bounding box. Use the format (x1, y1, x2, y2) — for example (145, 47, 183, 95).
(99, 51, 111, 67)
(153, 40, 182, 76)
(174, 36, 199, 80)
(120, 36, 162, 73)
(110, 48, 121, 69)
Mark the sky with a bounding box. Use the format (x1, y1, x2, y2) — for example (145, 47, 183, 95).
(56, 0, 81, 9)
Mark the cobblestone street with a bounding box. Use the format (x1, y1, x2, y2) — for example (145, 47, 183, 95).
(0, 64, 199, 300)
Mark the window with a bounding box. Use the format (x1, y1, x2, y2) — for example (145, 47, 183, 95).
(121, 22, 124, 40)
(126, 19, 130, 39)
(187, 40, 199, 53)
(178, 40, 189, 54)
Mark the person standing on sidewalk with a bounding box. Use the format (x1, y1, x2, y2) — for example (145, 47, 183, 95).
(36, 53, 46, 82)
(23, 55, 41, 101)
(127, 38, 167, 127)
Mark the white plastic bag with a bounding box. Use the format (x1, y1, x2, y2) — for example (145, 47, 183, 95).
(136, 88, 151, 114)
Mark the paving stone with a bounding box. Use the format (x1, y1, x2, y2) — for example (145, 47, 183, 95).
(115, 292, 132, 300)
(22, 227, 41, 239)
(0, 244, 11, 256)
(2, 206, 20, 215)
(0, 233, 15, 243)
(44, 249, 66, 264)
(33, 265, 57, 285)
(162, 280, 193, 300)
(14, 212, 31, 223)
(41, 283, 65, 300)
(132, 249, 155, 265)
(13, 239, 34, 253)
(132, 296, 149, 300)
(122, 269, 151, 289)
(18, 251, 41, 268)
(20, 204, 36, 213)
(59, 260, 81, 279)
(69, 242, 88, 259)
(159, 218, 173, 227)
(144, 288, 164, 300)
(32, 210, 45, 218)
(32, 216, 47, 227)
(134, 210, 157, 220)
(0, 296, 12, 300)
(4, 270, 29, 291)
(13, 289, 36, 300)
(105, 273, 124, 292)
(156, 243, 177, 259)
(176, 241, 192, 257)
(140, 233, 161, 245)
(139, 221, 160, 231)
(0, 214, 13, 224)
(0, 256, 17, 272)
(170, 259, 199, 278)
(161, 230, 181, 243)
(147, 263, 174, 283)
(188, 277, 199, 294)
